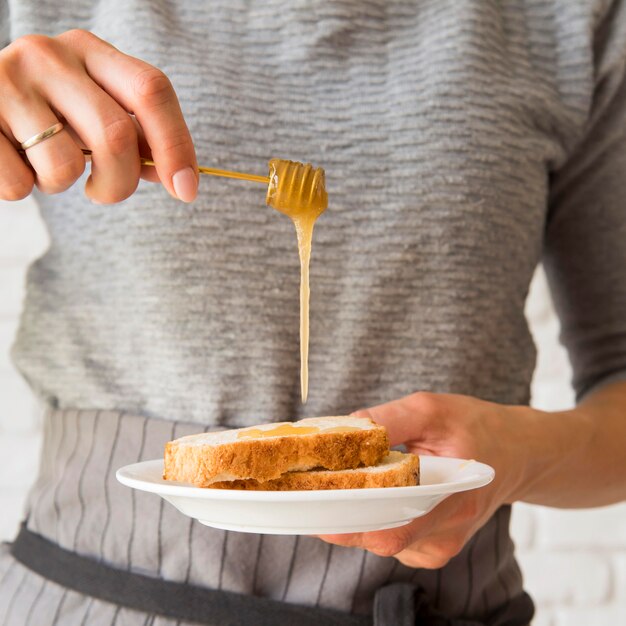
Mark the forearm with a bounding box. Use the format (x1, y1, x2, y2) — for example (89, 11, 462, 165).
(511, 380, 626, 508)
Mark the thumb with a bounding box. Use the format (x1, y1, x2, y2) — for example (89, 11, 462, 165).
(352, 392, 440, 447)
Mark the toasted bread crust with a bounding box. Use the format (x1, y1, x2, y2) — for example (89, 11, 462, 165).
(163, 422, 389, 486)
(209, 452, 420, 490)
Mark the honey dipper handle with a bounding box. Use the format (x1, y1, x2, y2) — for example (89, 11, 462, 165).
(86, 149, 270, 184)
(18, 147, 270, 185)
(195, 164, 269, 184)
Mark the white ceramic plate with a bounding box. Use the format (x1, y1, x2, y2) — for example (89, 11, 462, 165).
(116, 456, 494, 535)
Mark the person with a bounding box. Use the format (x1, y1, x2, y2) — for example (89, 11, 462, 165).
(0, 1, 625, 624)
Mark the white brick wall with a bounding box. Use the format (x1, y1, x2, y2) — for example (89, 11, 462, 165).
(0, 197, 48, 544)
(518, 269, 626, 624)
(1, 197, 625, 623)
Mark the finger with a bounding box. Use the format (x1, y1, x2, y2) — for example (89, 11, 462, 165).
(315, 532, 364, 548)
(318, 524, 416, 558)
(391, 531, 467, 569)
(133, 116, 161, 183)
(40, 74, 141, 204)
(317, 528, 458, 570)
(64, 118, 159, 185)
(0, 36, 85, 194)
(318, 517, 427, 557)
(2, 99, 85, 195)
(58, 30, 198, 202)
(317, 493, 468, 555)
(352, 392, 449, 447)
(0, 132, 35, 200)
(140, 164, 161, 183)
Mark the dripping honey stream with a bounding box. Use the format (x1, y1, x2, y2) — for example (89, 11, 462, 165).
(266, 159, 328, 403)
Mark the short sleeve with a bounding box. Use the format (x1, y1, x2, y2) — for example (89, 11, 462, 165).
(543, 1, 626, 400)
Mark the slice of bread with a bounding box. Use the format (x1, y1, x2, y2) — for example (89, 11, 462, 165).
(163, 416, 389, 487)
(209, 451, 420, 491)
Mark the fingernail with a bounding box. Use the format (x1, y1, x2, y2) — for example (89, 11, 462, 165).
(172, 167, 197, 203)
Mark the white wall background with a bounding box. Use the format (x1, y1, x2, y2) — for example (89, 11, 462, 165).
(0, 197, 625, 624)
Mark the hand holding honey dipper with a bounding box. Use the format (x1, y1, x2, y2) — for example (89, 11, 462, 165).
(1, 30, 327, 404)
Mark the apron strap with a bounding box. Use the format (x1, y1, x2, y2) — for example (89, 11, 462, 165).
(10, 522, 531, 625)
(10, 523, 369, 626)
(373, 582, 487, 626)
(373, 582, 416, 626)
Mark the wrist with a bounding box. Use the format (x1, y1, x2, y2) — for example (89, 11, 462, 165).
(489, 404, 541, 505)
(505, 404, 596, 505)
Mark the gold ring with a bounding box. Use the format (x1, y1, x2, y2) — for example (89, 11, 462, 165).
(20, 122, 65, 150)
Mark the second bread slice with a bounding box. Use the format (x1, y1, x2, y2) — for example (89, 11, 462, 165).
(209, 451, 420, 490)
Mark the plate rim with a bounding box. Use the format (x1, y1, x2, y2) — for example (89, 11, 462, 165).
(116, 455, 495, 501)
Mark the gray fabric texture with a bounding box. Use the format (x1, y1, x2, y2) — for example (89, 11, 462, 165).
(7, 0, 626, 416)
(0, 1, 8, 50)
(1, 0, 626, 624)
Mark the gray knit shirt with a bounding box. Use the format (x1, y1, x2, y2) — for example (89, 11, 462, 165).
(3, 0, 626, 623)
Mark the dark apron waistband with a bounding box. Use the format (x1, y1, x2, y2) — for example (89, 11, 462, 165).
(10, 524, 517, 626)
(10, 524, 371, 626)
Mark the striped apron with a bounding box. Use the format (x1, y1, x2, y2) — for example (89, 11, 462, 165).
(0, 409, 534, 625)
